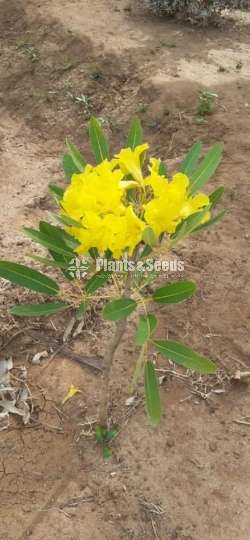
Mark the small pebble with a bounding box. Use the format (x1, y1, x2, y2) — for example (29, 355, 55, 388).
(166, 438, 175, 448)
(209, 441, 218, 452)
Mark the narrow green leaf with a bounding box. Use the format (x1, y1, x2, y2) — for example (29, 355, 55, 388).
(39, 222, 79, 250)
(171, 206, 210, 243)
(126, 187, 137, 204)
(142, 227, 158, 248)
(48, 184, 64, 204)
(155, 340, 216, 374)
(66, 140, 86, 172)
(29, 254, 68, 270)
(180, 142, 202, 176)
(135, 314, 157, 346)
(103, 298, 137, 321)
(131, 345, 146, 389)
(132, 269, 158, 293)
(42, 250, 73, 281)
(159, 232, 165, 244)
(193, 210, 227, 233)
(85, 270, 110, 294)
(127, 117, 143, 149)
(23, 228, 75, 258)
(139, 244, 153, 258)
(95, 426, 105, 443)
(89, 247, 99, 260)
(209, 186, 224, 209)
(24, 226, 76, 282)
(104, 249, 113, 260)
(88, 117, 109, 163)
(76, 300, 89, 320)
(105, 429, 117, 442)
(51, 213, 84, 229)
(153, 280, 196, 304)
(0, 261, 59, 295)
(103, 447, 112, 459)
(159, 160, 167, 176)
(189, 143, 224, 195)
(11, 302, 69, 317)
(63, 153, 80, 179)
(144, 361, 161, 426)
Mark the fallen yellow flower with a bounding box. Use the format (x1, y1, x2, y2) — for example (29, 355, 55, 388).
(62, 384, 82, 405)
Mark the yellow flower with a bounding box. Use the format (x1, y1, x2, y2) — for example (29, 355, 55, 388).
(122, 205, 146, 256)
(62, 384, 81, 405)
(144, 172, 209, 236)
(145, 165, 169, 198)
(61, 144, 210, 258)
(71, 206, 145, 258)
(179, 193, 210, 219)
(115, 143, 149, 185)
(149, 157, 161, 174)
(62, 160, 125, 220)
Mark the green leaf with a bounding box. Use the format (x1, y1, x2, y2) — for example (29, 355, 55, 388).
(11, 302, 69, 317)
(95, 425, 105, 443)
(144, 361, 161, 426)
(0, 261, 59, 295)
(76, 300, 89, 320)
(142, 227, 158, 248)
(29, 254, 68, 270)
(23, 228, 75, 258)
(63, 153, 80, 179)
(131, 345, 146, 389)
(135, 314, 157, 346)
(66, 140, 86, 172)
(24, 225, 76, 282)
(85, 270, 110, 294)
(103, 298, 137, 321)
(39, 222, 79, 250)
(171, 206, 210, 243)
(159, 160, 167, 176)
(155, 340, 216, 374)
(89, 247, 99, 260)
(139, 244, 153, 258)
(193, 210, 226, 233)
(189, 143, 224, 195)
(88, 117, 109, 163)
(46, 253, 72, 282)
(153, 280, 196, 304)
(132, 269, 156, 292)
(105, 429, 117, 442)
(103, 447, 112, 459)
(127, 117, 143, 149)
(180, 142, 202, 176)
(51, 213, 84, 229)
(48, 184, 64, 204)
(209, 186, 224, 209)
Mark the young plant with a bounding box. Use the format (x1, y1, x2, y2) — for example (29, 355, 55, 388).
(0, 117, 226, 430)
(197, 91, 217, 117)
(95, 425, 117, 459)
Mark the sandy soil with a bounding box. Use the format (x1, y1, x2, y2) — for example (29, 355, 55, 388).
(0, 1, 250, 539)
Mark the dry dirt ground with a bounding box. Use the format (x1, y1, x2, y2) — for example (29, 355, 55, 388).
(0, 1, 250, 539)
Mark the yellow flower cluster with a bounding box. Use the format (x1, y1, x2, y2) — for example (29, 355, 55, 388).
(61, 144, 209, 258)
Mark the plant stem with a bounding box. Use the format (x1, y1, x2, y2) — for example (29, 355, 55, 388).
(98, 272, 132, 426)
(130, 343, 146, 393)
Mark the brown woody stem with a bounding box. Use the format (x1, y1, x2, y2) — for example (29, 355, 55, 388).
(98, 273, 132, 426)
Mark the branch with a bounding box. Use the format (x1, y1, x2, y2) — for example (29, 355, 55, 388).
(98, 272, 132, 425)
